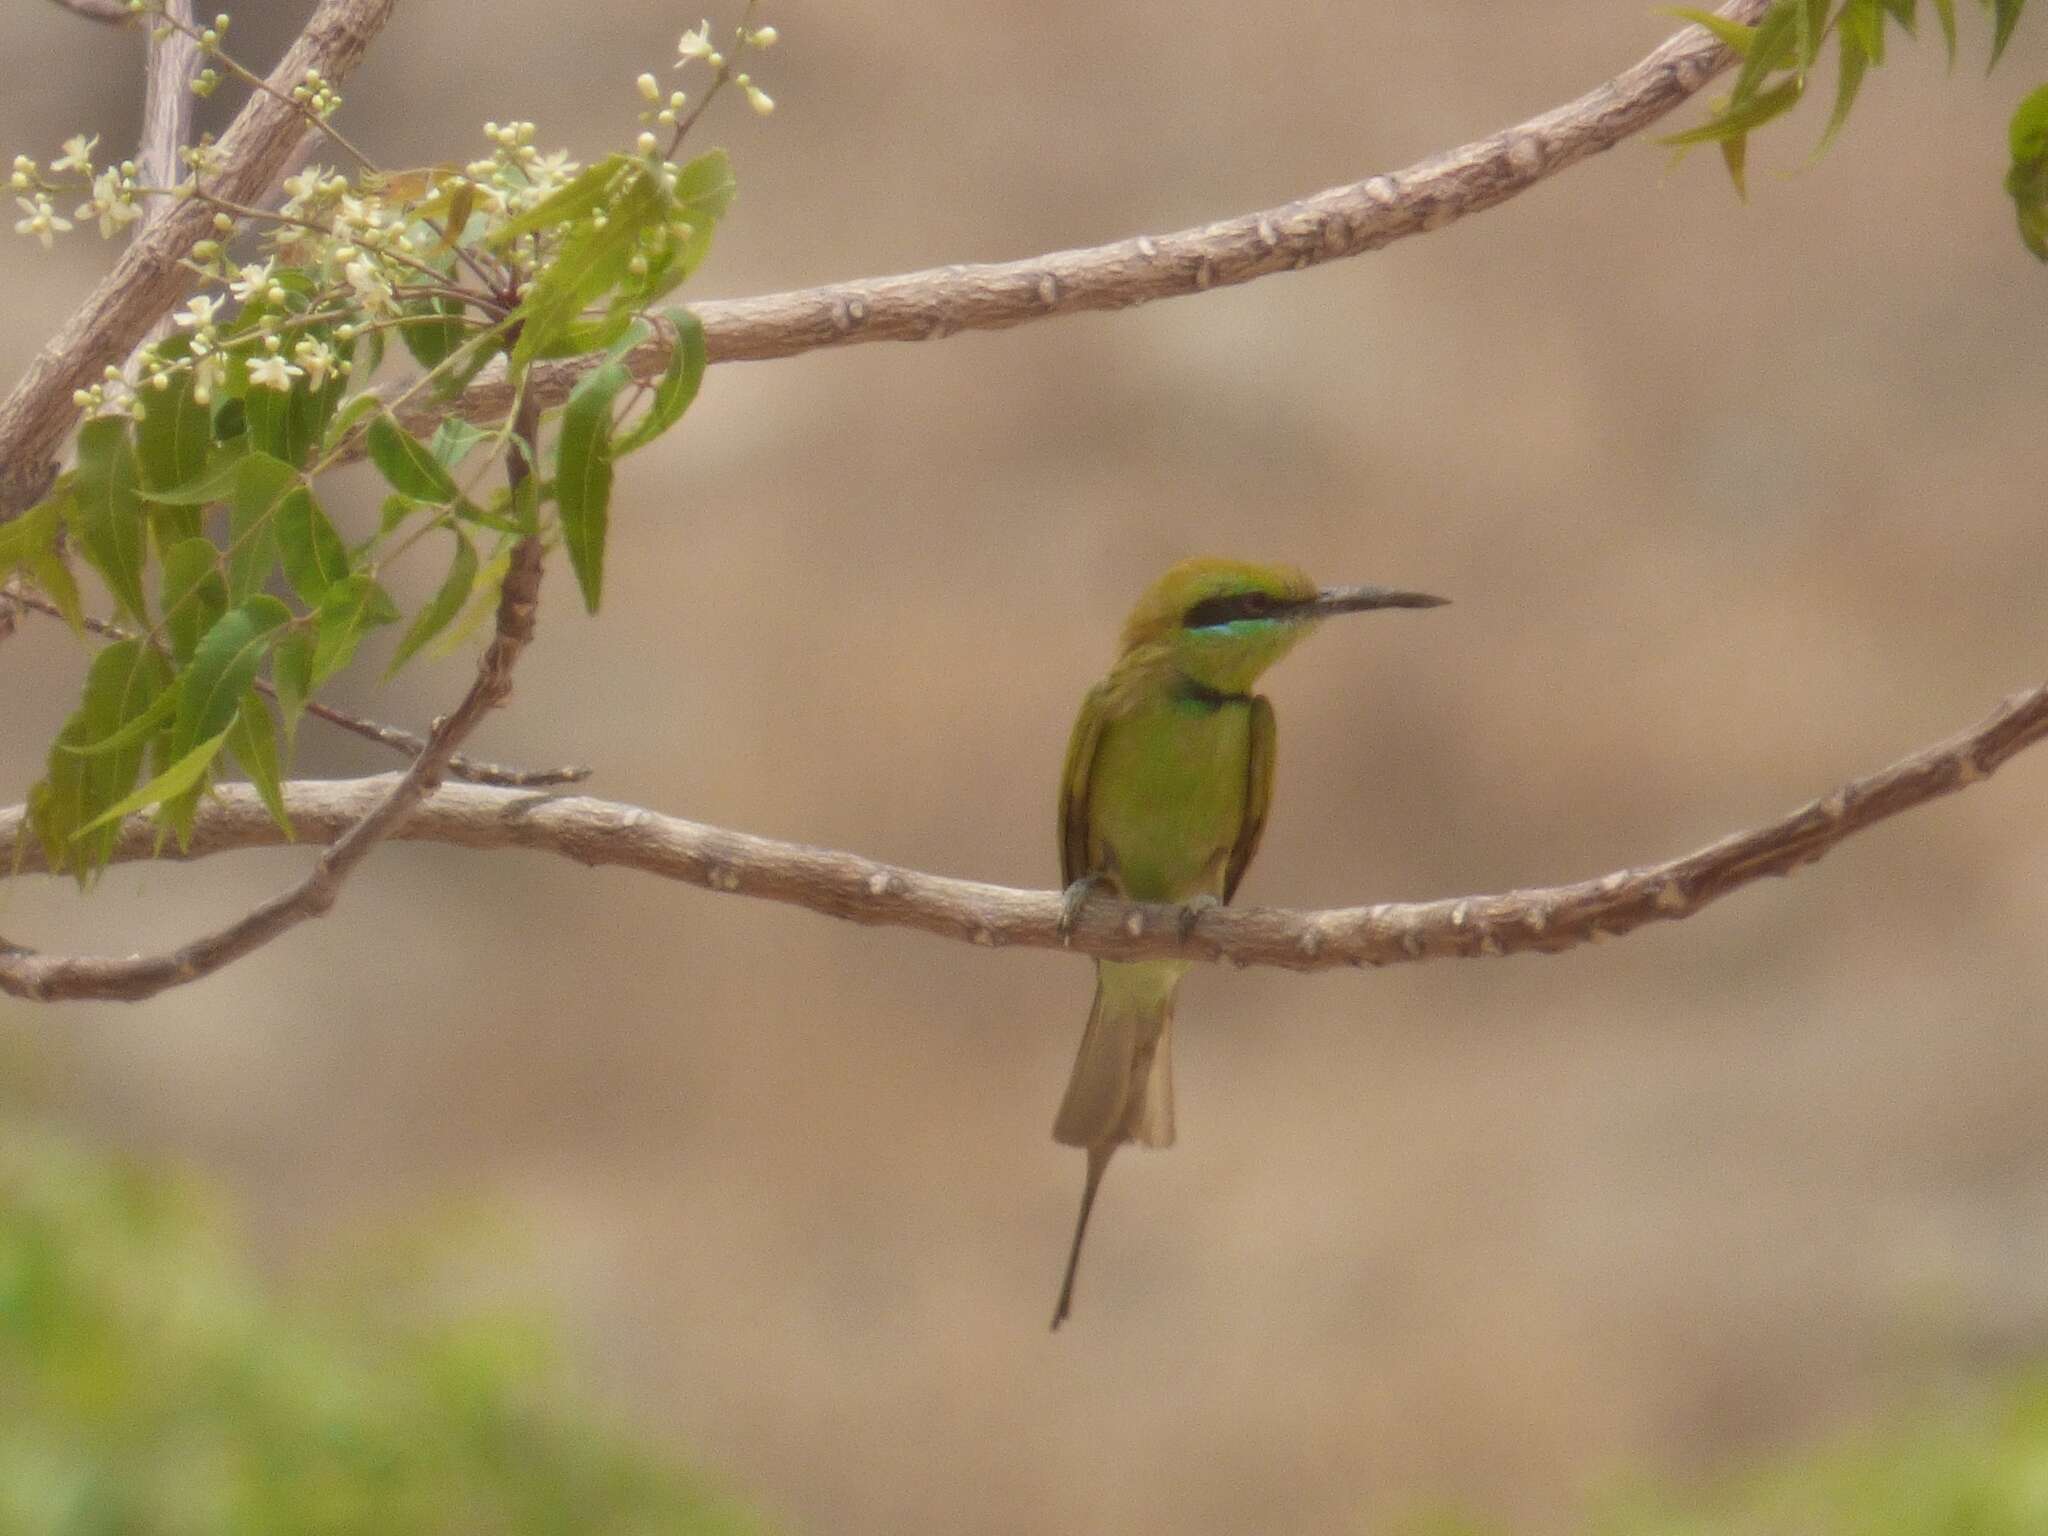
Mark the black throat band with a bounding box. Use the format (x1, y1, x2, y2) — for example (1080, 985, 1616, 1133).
(1174, 677, 1249, 709)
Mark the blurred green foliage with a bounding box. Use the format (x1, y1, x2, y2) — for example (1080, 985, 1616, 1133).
(1401, 1374, 2048, 1536)
(1593, 1381, 2048, 1536)
(0, 1121, 764, 1536)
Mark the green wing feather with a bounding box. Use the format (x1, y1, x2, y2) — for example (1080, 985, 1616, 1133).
(1058, 680, 1115, 887)
(1222, 694, 1276, 902)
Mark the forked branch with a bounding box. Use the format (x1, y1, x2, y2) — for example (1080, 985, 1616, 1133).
(0, 0, 398, 516)
(4, 677, 2042, 1001)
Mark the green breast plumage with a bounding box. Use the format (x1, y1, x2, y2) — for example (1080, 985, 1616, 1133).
(1086, 692, 1254, 902)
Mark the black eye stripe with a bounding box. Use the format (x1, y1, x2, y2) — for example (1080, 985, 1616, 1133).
(1183, 592, 1279, 628)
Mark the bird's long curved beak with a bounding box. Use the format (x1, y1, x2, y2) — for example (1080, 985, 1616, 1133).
(1307, 585, 1450, 617)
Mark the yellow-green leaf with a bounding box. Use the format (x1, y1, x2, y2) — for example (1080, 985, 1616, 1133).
(159, 536, 227, 663)
(386, 528, 478, 676)
(228, 452, 298, 603)
(275, 483, 350, 605)
(311, 573, 399, 684)
(368, 413, 461, 504)
(172, 596, 292, 762)
(73, 730, 229, 840)
(226, 689, 291, 836)
(69, 416, 149, 624)
(136, 335, 214, 496)
(1990, 0, 2024, 68)
(614, 310, 706, 457)
(557, 357, 629, 614)
(33, 640, 173, 880)
(1666, 6, 1758, 51)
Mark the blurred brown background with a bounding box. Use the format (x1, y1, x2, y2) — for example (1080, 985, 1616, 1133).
(6, 2, 2048, 1530)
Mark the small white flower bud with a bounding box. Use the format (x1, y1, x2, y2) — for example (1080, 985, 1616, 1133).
(636, 72, 661, 101)
(636, 131, 658, 154)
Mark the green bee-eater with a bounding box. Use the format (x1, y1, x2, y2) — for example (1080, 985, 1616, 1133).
(1049, 556, 1448, 1328)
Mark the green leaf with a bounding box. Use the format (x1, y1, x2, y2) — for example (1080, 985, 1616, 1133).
(557, 357, 629, 614)
(2006, 81, 2048, 257)
(33, 640, 172, 880)
(1721, 130, 1751, 198)
(672, 147, 737, 225)
(143, 443, 249, 505)
(368, 413, 462, 503)
(0, 494, 83, 632)
(1732, 1, 1803, 104)
(159, 537, 227, 663)
(2010, 78, 2048, 159)
(386, 529, 478, 676)
(275, 483, 350, 605)
(1794, 0, 1828, 69)
(399, 295, 470, 371)
(1822, 28, 1871, 148)
(321, 391, 384, 459)
(427, 542, 511, 659)
(1840, 0, 1887, 61)
(485, 153, 632, 248)
(431, 416, 492, 469)
(614, 310, 706, 456)
(271, 630, 314, 745)
(312, 574, 399, 685)
(69, 415, 150, 624)
(243, 380, 303, 466)
(226, 689, 291, 836)
(379, 493, 422, 535)
(211, 394, 247, 444)
(1666, 6, 1758, 51)
(171, 596, 293, 762)
(511, 168, 668, 370)
(28, 543, 85, 635)
(135, 335, 213, 496)
(73, 730, 229, 840)
(0, 486, 61, 572)
(238, 331, 345, 470)
(227, 452, 299, 603)
(1990, 0, 2024, 67)
(1665, 75, 1807, 146)
(1929, 0, 1958, 61)
(53, 679, 180, 758)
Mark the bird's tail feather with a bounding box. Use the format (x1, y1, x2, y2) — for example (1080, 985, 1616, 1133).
(1053, 960, 1180, 1149)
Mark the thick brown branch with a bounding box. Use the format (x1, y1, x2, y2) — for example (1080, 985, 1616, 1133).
(0, 0, 398, 517)
(3, 676, 2040, 1000)
(389, 2, 1769, 442)
(0, 536, 545, 1003)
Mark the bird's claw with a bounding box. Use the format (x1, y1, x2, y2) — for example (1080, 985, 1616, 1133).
(1057, 875, 1104, 943)
(1176, 894, 1220, 944)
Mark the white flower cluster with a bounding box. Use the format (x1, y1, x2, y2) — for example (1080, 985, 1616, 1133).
(671, 15, 779, 117)
(9, 140, 145, 247)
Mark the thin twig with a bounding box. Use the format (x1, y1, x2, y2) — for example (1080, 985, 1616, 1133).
(0, 0, 399, 518)
(0, 528, 548, 1004)
(4, 676, 2044, 1001)
(381, 1, 1771, 447)
(4, 585, 589, 788)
